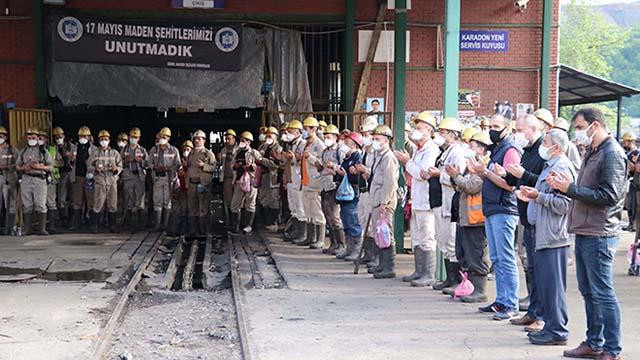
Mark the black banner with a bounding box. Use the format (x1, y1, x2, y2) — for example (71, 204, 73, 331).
(52, 16, 242, 71)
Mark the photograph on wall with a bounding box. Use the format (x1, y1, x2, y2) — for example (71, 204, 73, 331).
(366, 97, 385, 123)
(458, 89, 481, 109)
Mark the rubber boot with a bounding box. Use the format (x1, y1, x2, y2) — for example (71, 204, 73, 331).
(131, 210, 140, 233)
(152, 210, 163, 231)
(121, 210, 131, 230)
(344, 235, 363, 261)
(322, 228, 335, 254)
(402, 247, 423, 282)
(33, 212, 48, 236)
(177, 216, 187, 236)
(461, 274, 489, 303)
(368, 246, 382, 273)
(333, 229, 346, 256)
(295, 222, 314, 246)
(442, 262, 462, 295)
(433, 259, 454, 291)
(373, 246, 396, 279)
(187, 216, 199, 236)
(162, 210, 169, 231)
(23, 212, 33, 236)
(310, 224, 325, 249)
(91, 211, 99, 234)
(336, 233, 352, 259)
(243, 211, 255, 233)
(46, 210, 57, 234)
(283, 216, 295, 241)
(108, 212, 118, 233)
(5, 212, 15, 235)
(233, 212, 242, 234)
(67, 209, 79, 231)
(361, 236, 375, 264)
(367, 244, 380, 268)
(411, 249, 437, 287)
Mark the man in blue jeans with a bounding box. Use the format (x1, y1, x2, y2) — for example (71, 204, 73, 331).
(548, 108, 626, 360)
(469, 114, 522, 321)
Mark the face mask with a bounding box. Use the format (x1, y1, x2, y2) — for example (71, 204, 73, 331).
(489, 129, 504, 144)
(130, 138, 138, 145)
(159, 138, 168, 145)
(0, 138, 5, 145)
(371, 140, 383, 152)
(432, 133, 446, 147)
(56, 137, 64, 145)
(339, 144, 351, 154)
(183, 151, 190, 158)
(574, 124, 594, 146)
(239, 142, 248, 149)
(324, 138, 335, 147)
(100, 140, 109, 148)
(37, 140, 45, 146)
(301, 130, 309, 140)
(117, 141, 126, 148)
(258, 134, 266, 142)
(514, 132, 529, 148)
(265, 138, 274, 145)
(281, 134, 289, 142)
(79, 138, 89, 145)
(538, 144, 552, 161)
(362, 136, 372, 147)
(410, 129, 424, 142)
(28, 139, 38, 147)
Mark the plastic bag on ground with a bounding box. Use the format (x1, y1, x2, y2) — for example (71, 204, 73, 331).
(453, 272, 474, 298)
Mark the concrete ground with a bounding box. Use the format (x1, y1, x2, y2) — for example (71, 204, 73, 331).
(241, 231, 640, 360)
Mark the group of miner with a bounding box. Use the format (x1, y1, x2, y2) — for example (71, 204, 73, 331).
(0, 105, 631, 360)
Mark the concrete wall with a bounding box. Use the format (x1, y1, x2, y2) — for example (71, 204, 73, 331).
(0, 0, 559, 116)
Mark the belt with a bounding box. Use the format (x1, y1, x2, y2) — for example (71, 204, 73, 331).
(26, 174, 46, 180)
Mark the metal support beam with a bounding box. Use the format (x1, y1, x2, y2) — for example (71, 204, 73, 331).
(540, 0, 552, 109)
(617, 97, 622, 141)
(33, 0, 45, 107)
(393, 0, 407, 254)
(443, 0, 460, 118)
(343, 0, 355, 128)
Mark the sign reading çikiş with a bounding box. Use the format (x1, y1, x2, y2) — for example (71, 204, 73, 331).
(53, 16, 241, 71)
(171, 0, 225, 9)
(460, 30, 508, 52)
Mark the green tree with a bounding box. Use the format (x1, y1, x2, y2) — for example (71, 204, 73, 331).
(608, 25, 640, 118)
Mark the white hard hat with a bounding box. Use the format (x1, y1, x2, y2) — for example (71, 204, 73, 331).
(360, 115, 379, 132)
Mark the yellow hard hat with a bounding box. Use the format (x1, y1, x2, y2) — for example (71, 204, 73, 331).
(117, 132, 129, 141)
(462, 127, 479, 142)
(193, 129, 206, 138)
(38, 129, 48, 137)
(0, 126, 7, 135)
(471, 131, 492, 146)
(240, 131, 254, 142)
(318, 120, 328, 128)
(129, 127, 141, 138)
(266, 126, 278, 135)
(78, 126, 91, 137)
(373, 124, 393, 138)
(182, 140, 194, 149)
(324, 124, 339, 135)
(622, 131, 637, 141)
(438, 117, 463, 133)
(554, 117, 570, 132)
(26, 127, 39, 135)
(224, 129, 237, 137)
(287, 120, 303, 130)
(414, 111, 437, 129)
(98, 130, 111, 138)
(52, 126, 64, 136)
(158, 127, 172, 137)
(303, 116, 319, 128)
(533, 108, 554, 127)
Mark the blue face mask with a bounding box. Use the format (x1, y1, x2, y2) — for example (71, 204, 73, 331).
(302, 130, 309, 139)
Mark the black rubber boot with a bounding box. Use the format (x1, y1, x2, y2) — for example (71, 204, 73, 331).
(108, 212, 118, 233)
(91, 211, 100, 234)
(188, 216, 199, 236)
(369, 246, 384, 274)
(292, 222, 310, 245)
(433, 259, 454, 291)
(233, 212, 242, 234)
(361, 236, 375, 264)
(131, 210, 140, 233)
(295, 222, 314, 246)
(46, 210, 57, 234)
(23, 212, 33, 236)
(461, 274, 489, 303)
(283, 216, 295, 241)
(161, 210, 169, 231)
(442, 261, 462, 295)
(68, 209, 80, 231)
(152, 210, 163, 232)
(121, 210, 131, 230)
(34, 212, 49, 236)
(373, 246, 396, 279)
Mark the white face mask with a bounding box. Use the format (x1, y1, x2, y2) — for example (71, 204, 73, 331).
(130, 138, 138, 145)
(239, 142, 248, 149)
(280, 134, 289, 142)
(79, 138, 89, 145)
(514, 132, 529, 148)
(0, 138, 5, 145)
(324, 138, 335, 147)
(432, 133, 446, 147)
(37, 140, 45, 146)
(574, 124, 594, 146)
(56, 137, 64, 145)
(183, 151, 191, 158)
(159, 138, 168, 145)
(372, 140, 383, 152)
(410, 129, 424, 142)
(100, 140, 109, 148)
(117, 141, 126, 148)
(339, 144, 351, 154)
(265, 138, 274, 145)
(362, 136, 372, 147)
(538, 144, 552, 160)
(301, 130, 309, 140)
(28, 139, 38, 147)
(258, 134, 266, 142)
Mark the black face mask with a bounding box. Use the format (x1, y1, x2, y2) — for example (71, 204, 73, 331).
(489, 129, 504, 144)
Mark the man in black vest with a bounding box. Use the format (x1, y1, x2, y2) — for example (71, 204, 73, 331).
(468, 114, 522, 321)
